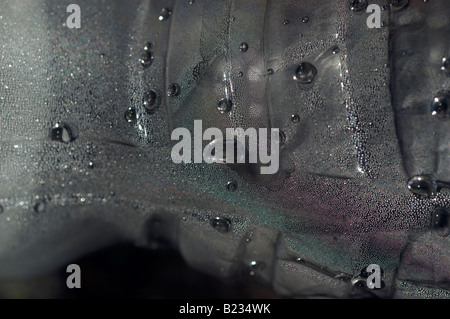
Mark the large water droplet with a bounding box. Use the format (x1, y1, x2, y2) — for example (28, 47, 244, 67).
(124, 107, 137, 123)
(293, 62, 317, 84)
(217, 98, 233, 113)
(407, 175, 437, 198)
(50, 123, 76, 143)
(211, 217, 231, 233)
(391, 0, 409, 11)
(442, 57, 450, 73)
(432, 208, 449, 237)
(167, 83, 181, 97)
(143, 90, 160, 114)
(159, 8, 172, 21)
(351, 276, 367, 288)
(349, 0, 368, 11)
(204, 139, 246, 164)
(239, 42, 249, 52)
(431, 91, 449, 119)
(139, 51, 153, 68)
(226, 181, 237, 192)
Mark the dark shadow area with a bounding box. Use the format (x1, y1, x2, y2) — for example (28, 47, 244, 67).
(0, 244, 281, 299)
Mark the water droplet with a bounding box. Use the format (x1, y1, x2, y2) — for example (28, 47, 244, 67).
(332, 46, 340, 54)
(334, 273, 352, 282)
(267, 68, 274, 75)
(351, 276, 367, 287)
(143, 90, 160, 114)
(226, 181, 237, 192)
(167, 83, 181, 97)
(442, 57, 450, 73)
(139, 51, 153, 68)
(291, 114, 300, 123)
(217, 98, 233, 113)
(159, 8, 172, 21)
(237, 71, 244, 77)
(407, 175, 437, 198)
(432, 208, 449, 237)
(302, 16, 309, 23)
(124, 107, 137, 122)
(391, 0, 409, 11)
(88, 161, 94, 169)
(33, 200, 45, 213)
(211, 217, 231, 233)
(349, 0, 368, 11)
(50, 123, 76, 143)
(230, 16, 235, 22)
(293, 62, 317, 84)
(250, 261, 265, 270)
(144, 42, 152, 52)
(204, 139, 246, 164)
(283, 19, 289, 25)
(189, 0, 195, 4)
(431, 91, 449, 119)
(239, 42, 248, 52)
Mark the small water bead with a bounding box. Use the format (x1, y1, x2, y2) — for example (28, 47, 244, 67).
(159, 8, 172, 21)
(283, 19, 289, 25)
(302, 16, 309, 23)
(226, 181, 237, 192)
(124, 107, 137, 123)
(167, 83, 181, 97)
(349, 0, 368, 11)
(239, 42, 248, 52)
(431, 91, 449, 119)
(332, 46, 340, 54)
(407, 175, 437, 198)
(250, 261, 265, 270)
(211, 217, 231, 233)
(144, 42, 152, 52)
(390, 0, 409, 11)
(267, 68, 274, 75)
(237, 71, 244, 77)
(432, 208, 449, 237)
(441, 57, 449, 73)
(291, 114, 300, 123)
(33, 200, 45, 213)
(293, 62, 317, 84)
(139, 51, 153, 68)
(88, 161, 94, 169)
(230, 16, 235, 22)
(143, 90, 160, 113)
(189, 0, 195, 4)
(217, 98, 233, 113)
(50, 123, 76, 143)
